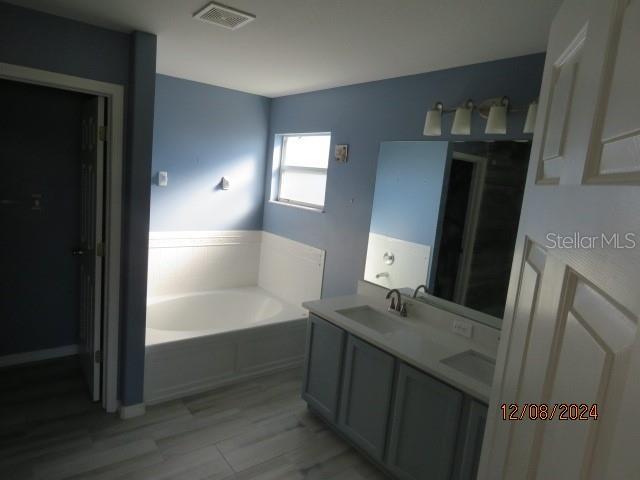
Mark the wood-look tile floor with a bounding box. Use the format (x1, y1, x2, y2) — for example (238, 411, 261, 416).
(0, 357, 388, 480)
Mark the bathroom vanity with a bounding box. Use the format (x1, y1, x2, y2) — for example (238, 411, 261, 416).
(301, 285, 498, 480)
(297, 140, 527, 479)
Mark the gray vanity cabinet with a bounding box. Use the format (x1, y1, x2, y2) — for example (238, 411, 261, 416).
(302, 312, 489, 480)
(338, 334, 396, 461)
(301, 314, 347, 421)
(452, 399, 488, 480)
(386, 363, 463, 480)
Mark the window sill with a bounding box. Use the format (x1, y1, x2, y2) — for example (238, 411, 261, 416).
(269, 200, 325, 213)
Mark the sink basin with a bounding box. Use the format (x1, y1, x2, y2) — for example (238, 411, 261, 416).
(441, 350, 496, 386)
(336, 305, 401, 334)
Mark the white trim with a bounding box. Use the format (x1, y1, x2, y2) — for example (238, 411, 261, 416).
(148, 230, 262, 248)
(0, 62, 124, 414)
(149, 230, 261, 239)
(268, 199, 325, 213)
(119, 403, 146, 420)
(0, 345, 79, 369)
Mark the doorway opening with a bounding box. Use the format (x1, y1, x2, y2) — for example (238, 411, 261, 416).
(433, 143, 530, 318)
(0, 63, 124, 413)
(433, 152, 487, 305)
(433, 154, 478, 302)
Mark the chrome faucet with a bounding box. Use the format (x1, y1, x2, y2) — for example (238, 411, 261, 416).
(386, 289, 407, 317)
(412, 284, 431, 298)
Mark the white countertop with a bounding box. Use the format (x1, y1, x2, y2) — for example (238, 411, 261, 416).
(303, 293, 498, 403)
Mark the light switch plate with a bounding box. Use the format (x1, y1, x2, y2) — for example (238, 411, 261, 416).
(452, 319, 473, 339)
(158, 171, 168, 187)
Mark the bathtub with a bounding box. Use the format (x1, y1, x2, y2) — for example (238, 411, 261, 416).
(144, 286, 308, 404)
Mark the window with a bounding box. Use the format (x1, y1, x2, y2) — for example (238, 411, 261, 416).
(276, 133, 331, 209)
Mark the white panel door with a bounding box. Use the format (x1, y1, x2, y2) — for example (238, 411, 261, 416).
(583, 0, 640, 182)
(480, 0, 640, 478)
(78, 97, 105, 402)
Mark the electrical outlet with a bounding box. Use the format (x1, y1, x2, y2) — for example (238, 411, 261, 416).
(452, 319, 473, 339)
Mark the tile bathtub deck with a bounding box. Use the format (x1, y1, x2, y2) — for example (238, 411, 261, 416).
(0, 357, 388, 480)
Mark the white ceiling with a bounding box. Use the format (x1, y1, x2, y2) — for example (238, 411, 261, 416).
(6, 0, 561, 97)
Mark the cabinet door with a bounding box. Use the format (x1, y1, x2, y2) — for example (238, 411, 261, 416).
(453, 400, 488, 480)
(301, 314, 346, 421)
(386, 363, 463, 480)
(338, 335, 395, 460)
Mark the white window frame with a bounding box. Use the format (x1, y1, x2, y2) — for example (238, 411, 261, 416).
(276, 132, 331, 210)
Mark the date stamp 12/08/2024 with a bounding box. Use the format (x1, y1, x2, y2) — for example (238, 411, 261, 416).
(501, 403, 599, 421)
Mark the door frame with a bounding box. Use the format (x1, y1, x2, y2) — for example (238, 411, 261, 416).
(0, 62, 124, 413)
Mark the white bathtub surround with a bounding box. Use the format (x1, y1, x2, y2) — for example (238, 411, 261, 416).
(147, 230, 262, 297)
(147, 230, 325, 305)
(144, 231, 324, 404)
(364, 232, 431, 290)
(259, 232, 325, 307)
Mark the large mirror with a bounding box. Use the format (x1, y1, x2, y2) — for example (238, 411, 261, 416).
(364, 141, 531, 328)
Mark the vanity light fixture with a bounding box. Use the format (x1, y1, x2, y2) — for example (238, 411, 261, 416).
(423, 96, 536, 136)
(523, 100, 538, 134)
(423, 102, 443, 136)
(451, 100, 474, 135)
(485, 96, 509, 135)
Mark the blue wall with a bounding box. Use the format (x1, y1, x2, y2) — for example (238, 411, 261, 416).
(0, 2, 129, 84)
(120, 31, 157, 406)
(0, 2, 156, 406)
(370, 141, 449, 246)
(151, 75, 270, 231)
(264, 53, 545, 297)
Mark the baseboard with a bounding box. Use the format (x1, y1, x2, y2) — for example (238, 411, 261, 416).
(0, 344, 79, 369)
(119, 403, 146, 419)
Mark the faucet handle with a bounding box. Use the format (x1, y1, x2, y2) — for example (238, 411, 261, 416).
(399, 302, 408, 317)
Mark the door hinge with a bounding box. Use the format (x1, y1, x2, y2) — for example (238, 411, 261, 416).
(96, 242, 105, 257)
(98, 126, 108, 142)
(94, 350, 102, 363)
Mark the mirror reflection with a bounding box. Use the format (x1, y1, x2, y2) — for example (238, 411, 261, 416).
(364, 141, 531, 325)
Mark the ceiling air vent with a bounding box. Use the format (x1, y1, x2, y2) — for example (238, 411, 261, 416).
(193, 2, 256, 30)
